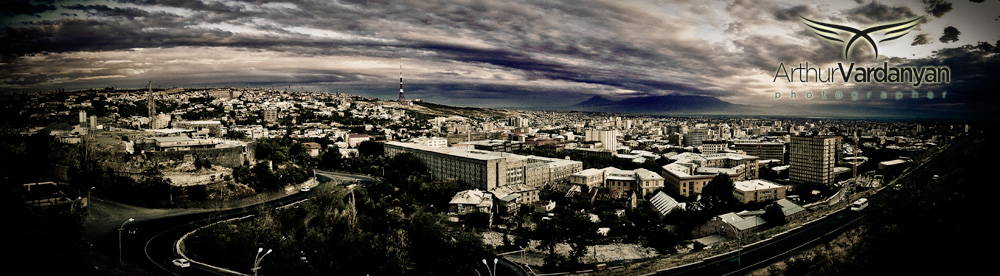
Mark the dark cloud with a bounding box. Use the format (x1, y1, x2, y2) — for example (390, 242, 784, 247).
(939, 26, 961, 43)
(897, 40, 1000, 117)
(912, 33, 932, 45)
(846, 1, 918, 24)
(62, 4, 151, 19)
(1, 0, 56, 17)
(773, 5, 816, 21)
(922, 0, 953, 17)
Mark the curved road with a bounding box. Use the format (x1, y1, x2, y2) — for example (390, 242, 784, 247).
(96, 170, 525, 276)
(90, 170, 374, 275)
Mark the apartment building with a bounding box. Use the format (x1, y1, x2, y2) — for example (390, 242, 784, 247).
(733, 179, 787, 204)
(789, 135, 842, 185)
(384, 142, 582, 191)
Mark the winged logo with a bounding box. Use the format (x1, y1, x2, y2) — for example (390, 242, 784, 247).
(802, 16, 924, 61)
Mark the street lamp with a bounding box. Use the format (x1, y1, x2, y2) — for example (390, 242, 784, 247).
(730, 217, 742, 275)
(482, 258, 498, 276)
(118, 218, 134, 262)
(253, 247, 273, 276)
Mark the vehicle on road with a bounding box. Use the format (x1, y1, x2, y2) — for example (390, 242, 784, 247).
(300, 186, 311, 192)
(850, 198, 869, 211)
(173, 258, 191, 268)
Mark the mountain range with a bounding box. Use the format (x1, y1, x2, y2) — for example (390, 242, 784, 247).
(558, 94, 973, 119)
(565, 94, 760, 115)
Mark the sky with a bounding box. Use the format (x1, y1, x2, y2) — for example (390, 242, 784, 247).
(2, 0, 998, 119)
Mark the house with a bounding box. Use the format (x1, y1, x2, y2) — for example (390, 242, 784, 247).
(448, 189, 493, 222)
(775, 198, 807, 221)
(347, 134, 371, 148)
(302, 142, 322, 157)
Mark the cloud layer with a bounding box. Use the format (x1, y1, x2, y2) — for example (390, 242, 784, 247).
(2, 0, 998, 118)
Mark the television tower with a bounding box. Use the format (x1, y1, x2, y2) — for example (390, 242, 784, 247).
(398, 59, 407, 102)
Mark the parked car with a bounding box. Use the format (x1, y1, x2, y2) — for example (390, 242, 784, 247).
(173, 258, 191, 268)
(300, 186, 311, 192)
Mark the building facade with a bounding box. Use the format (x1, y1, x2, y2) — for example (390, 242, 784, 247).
(661, 152, 759, 197)
(384, 142, 582, 191)
(733, 141, 786, 163)
(789, 135, 842, 185)
(733, 179, 787, 204)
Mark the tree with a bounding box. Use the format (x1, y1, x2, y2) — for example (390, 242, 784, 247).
(357, 140, 384, 157)
(762, 202, 787, 226)
(701, 174, 737, 211)
(223, 131, 246, 140)
(319, 147, 344, 170)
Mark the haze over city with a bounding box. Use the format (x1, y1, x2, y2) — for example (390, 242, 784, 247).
(3, 0, 998, 118)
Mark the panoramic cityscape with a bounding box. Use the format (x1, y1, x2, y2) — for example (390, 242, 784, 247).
(2, 1, 995, 276)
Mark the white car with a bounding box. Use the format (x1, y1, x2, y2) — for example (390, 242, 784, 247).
(300, 186, 311, 192)
(173, 258, 191, 268)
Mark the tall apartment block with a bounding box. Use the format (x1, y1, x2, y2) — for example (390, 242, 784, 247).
(584, 129, 618, 151)
(789, 135, 842, 185)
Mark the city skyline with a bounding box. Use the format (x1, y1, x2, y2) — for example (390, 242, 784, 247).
(2, 0, 998, 119)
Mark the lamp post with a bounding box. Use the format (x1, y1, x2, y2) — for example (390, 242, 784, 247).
(253, 247, 272, 276)
(87, 186, 94, 217)
(482, 258, 498, 276)
(118, 218, 134, 262)
(729, 217, 742, 275)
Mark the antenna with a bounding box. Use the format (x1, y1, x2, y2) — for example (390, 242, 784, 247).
(398, 58, 406, 102)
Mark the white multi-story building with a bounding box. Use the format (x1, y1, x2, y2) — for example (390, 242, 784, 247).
(733, 179, 787, 204)
(384, 142, 582, 191)
(584, 129, 618, 151)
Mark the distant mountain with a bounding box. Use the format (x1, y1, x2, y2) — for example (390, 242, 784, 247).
(567, 94, 759, 115)
(571, 95, 617, 108)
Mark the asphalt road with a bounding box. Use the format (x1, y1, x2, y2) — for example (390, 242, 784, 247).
(654, 208, 866, 276)
(87, 170, 370, 275)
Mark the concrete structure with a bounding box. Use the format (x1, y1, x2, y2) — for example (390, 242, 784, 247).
(347, 134, 370, 148)
(585, 129, 618, 151)
(568, 167, 665, 197)
(384, 142, 582, 191)
(410, 137, 448, 148)
(789, 135, 842, 185)
(459, 139, 530, 152)
(661, 152, 760, 197)
(172, 120, 224, 138)
(732, 179, 787, 204)
(137, 136, 255, 167)
(263, 106, 278, 123)
(229, 125, 268, 139)
(733, 141, 786, 163)
(699, 140, 728, 154)
(684, 128, 708, 147)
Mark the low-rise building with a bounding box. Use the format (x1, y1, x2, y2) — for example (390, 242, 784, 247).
(568, 167, 665, 197)
(661, 152, 759, 197)
(733, 179, 787, 204)
(448, 189, 493, 222)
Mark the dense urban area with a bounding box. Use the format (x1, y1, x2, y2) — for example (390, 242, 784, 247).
(3, 87, 987, 275)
